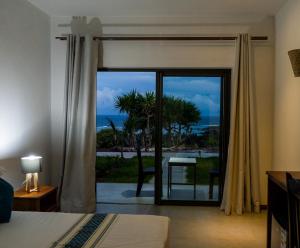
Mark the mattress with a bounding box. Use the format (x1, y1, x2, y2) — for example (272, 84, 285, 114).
(0, 211, 170, 248)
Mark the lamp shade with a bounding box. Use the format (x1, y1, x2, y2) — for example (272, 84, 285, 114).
(288, 49, 300, 77)
(20, 156, 42, 174)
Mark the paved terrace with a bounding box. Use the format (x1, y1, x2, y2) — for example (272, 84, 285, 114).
(97, 150, 219, 204)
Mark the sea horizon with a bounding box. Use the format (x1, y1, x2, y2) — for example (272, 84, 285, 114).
(96, 114, 220, 133)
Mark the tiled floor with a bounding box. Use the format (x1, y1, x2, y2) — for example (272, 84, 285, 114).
(97, 203, 266, 248)
(97, 183, 155, 204)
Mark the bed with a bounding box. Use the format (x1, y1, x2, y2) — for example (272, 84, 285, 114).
(0, 211, 170, 248)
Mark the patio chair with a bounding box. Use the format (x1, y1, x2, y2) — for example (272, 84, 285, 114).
(208, 169, 219, 199)
(136, 144, 155, 197)
(286, 173, 300, 248)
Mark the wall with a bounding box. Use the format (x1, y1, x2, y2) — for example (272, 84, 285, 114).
(273, 0, 300, 171)
(50, 16, 274, 204)
(0, 0, 51, 188)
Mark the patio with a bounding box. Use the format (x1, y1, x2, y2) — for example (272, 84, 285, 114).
(96, 182, 219, 204)
(97, 150, 219, 204)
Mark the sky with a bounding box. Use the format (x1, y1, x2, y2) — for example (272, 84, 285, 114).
(97, 72, 221, 116)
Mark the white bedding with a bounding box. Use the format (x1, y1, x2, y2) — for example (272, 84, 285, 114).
(0, 211, 170, 248)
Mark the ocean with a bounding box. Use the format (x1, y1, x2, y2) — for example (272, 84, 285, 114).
(97, 115, 220, 133)
(97, 115, 128, 131)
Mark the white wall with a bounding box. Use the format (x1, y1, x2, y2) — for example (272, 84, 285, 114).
(51, 16, 274, 204)
(273, 0, 300, 171)
(0, 0, 51, 188)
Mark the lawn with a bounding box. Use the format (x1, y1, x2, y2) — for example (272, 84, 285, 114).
(96, 156, 219, 185)
(96, 156, 155, 183)
(186, 157, 219, 185)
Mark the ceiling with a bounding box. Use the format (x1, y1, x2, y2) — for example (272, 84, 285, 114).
(28, 0, 287, 24)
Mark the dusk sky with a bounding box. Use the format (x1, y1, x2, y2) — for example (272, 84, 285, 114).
(97, 72, 221, 116)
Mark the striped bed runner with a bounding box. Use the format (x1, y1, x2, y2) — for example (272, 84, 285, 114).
(50, 214, 117, 248)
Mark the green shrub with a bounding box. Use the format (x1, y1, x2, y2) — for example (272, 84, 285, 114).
(186, 157, 219, 185)
(97, 129, 115, 149)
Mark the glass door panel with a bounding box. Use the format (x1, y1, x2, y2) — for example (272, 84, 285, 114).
(160, 75, 222, 202)
(96, 71, 156, 205)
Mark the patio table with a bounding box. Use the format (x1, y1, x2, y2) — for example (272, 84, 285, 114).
(167, 157, 197, 199)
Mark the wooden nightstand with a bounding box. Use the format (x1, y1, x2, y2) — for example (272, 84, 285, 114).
(13, 186, 58, 212)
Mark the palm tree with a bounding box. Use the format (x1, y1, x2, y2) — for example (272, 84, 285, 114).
(163, 96, 182, 146)
(115, 90, 141, 116)
(107, 118, 124, 158)
(180, 101, 201, 135)
(114, 90, 201, 149)
(115, 90, 142, 148)
(140, 91, 155, 150)
(115, 90, 157, 150)
(163, 96, 201, 146)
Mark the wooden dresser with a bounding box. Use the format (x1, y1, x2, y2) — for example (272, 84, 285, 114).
(266, 171, 300, 248)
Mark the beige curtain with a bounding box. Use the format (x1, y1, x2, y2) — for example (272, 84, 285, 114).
(221, 34, 260, 215)
(59, 34, 99, 213)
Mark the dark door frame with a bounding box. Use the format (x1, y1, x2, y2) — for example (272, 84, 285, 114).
(97, 68, 231, 206)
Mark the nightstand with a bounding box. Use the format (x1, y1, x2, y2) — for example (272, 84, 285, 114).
(13, 186, 58, 212)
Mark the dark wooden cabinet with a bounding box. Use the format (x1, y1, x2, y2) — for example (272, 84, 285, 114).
(266, 171, 300, 248)
(13, 186, 58, 212)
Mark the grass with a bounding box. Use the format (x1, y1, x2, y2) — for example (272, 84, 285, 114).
(96, 156, 219, 185)
(186, 157, 219, 185)
(96, 156, 155, 183)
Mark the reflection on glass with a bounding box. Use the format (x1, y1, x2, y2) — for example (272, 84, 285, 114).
(161, 76, 221, 201)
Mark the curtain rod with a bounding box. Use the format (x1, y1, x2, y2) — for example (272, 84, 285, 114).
(55, 36, 268, 41)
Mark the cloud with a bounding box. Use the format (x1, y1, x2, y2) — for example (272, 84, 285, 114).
(190, 94, 220, 116)
(97, 87, 123, 115)
(96, 72, 221, 116)
(164, 77, 220, 97)
(167, 92, 220, 116)
(97, 71, 156, 115)
(163, 77, 221, 116)
(97, 72, 156, 94)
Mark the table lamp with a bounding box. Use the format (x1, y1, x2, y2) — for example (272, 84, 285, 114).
(20, 155, 42, 193)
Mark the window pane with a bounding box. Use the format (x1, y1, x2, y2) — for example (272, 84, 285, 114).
(161, 76, 221, 202)
(96, 71, 156, 204)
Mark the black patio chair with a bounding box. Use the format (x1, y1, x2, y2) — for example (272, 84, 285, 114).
(208, 169, 220, 199)
(286, 172, 300, 248)
(136, 142, 155, 197)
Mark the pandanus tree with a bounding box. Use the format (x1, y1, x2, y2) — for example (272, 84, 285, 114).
(163, 96, 201, 146)
(115, 90, 155, 150)
(140, 92, 155, 150)
(180, 101, 201, 134)
(115, 89, 201, 149)
(115, 90, 141, 148)
(163, 96, 182, 146)
(107, 118, 124, 158)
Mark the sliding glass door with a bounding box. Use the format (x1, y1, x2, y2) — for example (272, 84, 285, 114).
(155, 70, 230, 204)
(97, 69, 230, 205)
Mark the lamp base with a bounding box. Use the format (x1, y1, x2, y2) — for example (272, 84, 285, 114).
(25, 173, 40, 193)
(28, 187, 39, 193)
